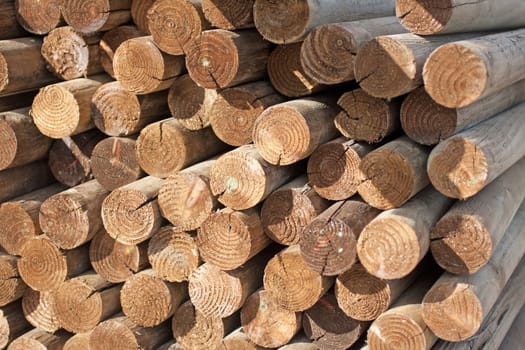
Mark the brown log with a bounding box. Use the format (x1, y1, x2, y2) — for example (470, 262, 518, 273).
(0, 160, 55, 204)
(157, 340, 184, 350)
(0, 37, 58, 96)
(300, 17, 406, 85)
(48, 129, 105, 187)
(89, 314, 172, 350)
(101, 176, 163, 245)
(210, 80, 285, 146)
(92, 81, 169, 137)
(131, 0, 155, 34)
(197, 207, 271, 270)
(268, 43, 325, 98)
(185, 29, 271, 89)
(335, 89, 402, 142)
(307, 138, 373, 201)
(278, 334, 318, 350)
(99, 25, 144, 78)
(202, 0, 254, 30)
(91, 136, 144, 191)
(167, 74, 217, 130)
(62, 0, 132, 34)
(63, 332, 91, 350)
(0, 301, 31, 349)
(14, 0, 62, 34)
(219, 328, 263, 350)
(261, 175, 331, 246)
(41, 27, 103, 81)
(0, 108, 52, 171)
(17, 237, 90, 292)
(241, 289, 302, 348)
(136, 118, 228, 178)
(148, 227, 201, 283)
(21, 289, 60, 333)
(357, 136, 430, 210)
(89, 229, 148, 283)
(0, 254, 26, 307)
(8, 329, 70, 350)
(428, 102, 525, 199)
(300, 200, 381, 276)
(264, 245, 334, 312)
(0, 90, 37, 112)
(172, 301, 239, 350)
(0, 0, 27, 40)
(113, 36, 185, 94)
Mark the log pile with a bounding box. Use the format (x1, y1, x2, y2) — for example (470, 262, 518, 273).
(0, 0, 524, 349)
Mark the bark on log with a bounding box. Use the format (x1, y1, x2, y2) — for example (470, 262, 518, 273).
(0, 160, 54, 205)
(15, 0, 62, 34)
(0, 0, 27, 40)
(202, 0, 254, 30)
(0, 301, 31, 349)
(131, 0, 155, 34)
(62, 0, 132, 34)
(0, 254, 26, 307)
(100, 25, 144, 78)
(8, 329, 70, 350)
(21, 289, 60, 333)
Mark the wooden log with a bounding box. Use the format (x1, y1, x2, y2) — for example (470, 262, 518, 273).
(396, 0, 525, 35)
(401, 81, 525, 145)
(0, 255, 26, 307)
(55, 271, 122, 333)
(21, 289, 60, 333)
(357, 136, 430, 210)
(99, 25, 144, 78)
(62, 0, 132, 34)
(148, 227, 201, 282)
(422, 200, 525, 342)
(131, 0, 155, 34)
(41, 27, 103, 81)
(241, 289, 302, 348)
(39, 179, 110, 249)
(202, 0, 254, 29)
(335, 89, 402, 142)
(253, 0, 396, 44)
(267, 43, 325, 98)
(113, 36, 185, 94)
(307, 138, 373, 201)
(0, 108, 52, 171)
(0, 160, 55, 205)
(48, 130, 105, 187)
(210, 81, 285, 146)
(0, 37, 58, 96)
(358, 187, 453, 279)
(167, 74, 217, 130)
(300, 17, 406, 85)
(423, 29, 525, 108)
(157, 340, 184, 350)
(261, 175, 331, 246)
(300, 200, 380, 276)
(0, 0, 27, 40)
(32, 76, 110, 139)
(90, 136, 144, 191)
(17, 237, 90, 291)
(278, 334, 318, 350)
(219, 328, 262, 350)
(15, 0, 62, 34)
(431, 157, 525, 275)
(427, 102, 525, 200)
(0, 301, 31, 349)
(92, 81, 169, 137)
(101, 176, 163, 245)
(64, 332, 91, 350)
(185, 29, 271, 89)
(89, 229, 148, 283)
(501, 308, 525, 350)
(252, 96, 340, 166)
(172, 301, 239, 350)
(8, 329, 70, 350)
(89, 315, 172, 350)
(0, 90, 37, 112)
(209, 144, 302, 210)
(264, 245, 334, 312)
(197, 207, 271, 270)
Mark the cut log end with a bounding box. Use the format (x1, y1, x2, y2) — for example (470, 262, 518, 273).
(100, 26, 145, 78)
(0, 255, 26, 307)
(131, 0, 155, 34)
(64, 332, 91, 350)
(0, 120, 18, 171)
(15, 0, 62, 34)
(89, 319, 140, 350)
(253, 0, 309, 44)
(395, 0, 452, 35)
(0, 202, 38, 256)
(202, 0, 254, 30)
(22, 289, 60, 333)
(62, 0, 121, 33)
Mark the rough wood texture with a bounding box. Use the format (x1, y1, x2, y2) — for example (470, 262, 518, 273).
(157, 340, 184, 350)
(102, 176, 163, 245)
(268, 43, 325, 98)
(21, 289, 60, 333)
(0, 301, 31, 349)
(423, 29, 525, 108)
(428, 102, 525, 199)
(0, 108, 52, 171)
(307, 138, 373, 201)
(335, 89, 402, 142)
(210, 81, 285, 146)
(0, 160, 55, 204)
(136, 118, 228, 178)
(278, 335, 319, 350)
(8, 328, 70, 350)
(148, 227, 201, 283)
(0, 254, 26, 307)
(131, 0, 155, 33)
(17, 236, 90, 291)
(64, 332, 91, 350)
(501, 307, 525, 350)
(185, 29, 271, 89)
(202, 0, 254, 29)
(358, 136, 430, 210)
(241, 289, 302, 348)
(300, 17, 406, 85)
(147, 0, 210, 55)
(15, 0, 62, 34)
(62, 0, 132, 34)
(253, 96, 340, 166)
(300, 200, 381, 276)
(100, 25, 144, 78)
(209, 144, 302, 210)
(0, 90, 37, 112)
(0, 0, 27, 40)
(253, 0, 395, 44)
(261, 175, 330, 246)
(218, 328, 262, 350)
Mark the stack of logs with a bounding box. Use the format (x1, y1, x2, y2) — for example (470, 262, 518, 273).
(0, 0, 525, 349)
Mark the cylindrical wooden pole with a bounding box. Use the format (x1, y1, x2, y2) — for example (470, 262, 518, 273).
(0, 160, 55, 203)
(0, 90, 37, 112)
(131, 0, 155, 33)
(219, 328, 261, 350)
(0, 301, 31, 349)
(253, 96, 340, 165)
(62, 0, 132, 34)
(358, 136, 430, 210)
(0, 254, 26, 307)
(14, 0, 63, 35)
(39, 179, 110, 249)
(202, 0, 254, 29)
(0, 0, 27, 40)
(185, 29, 271, 89)
(99, 25, 144, 78)
(64, 332, 91, 350)
(8, 329, 70, 350)
(278, 334, 319, 350)
(157, 340, 184, 350)
(21, 289, 60, 333)
(501, 306, 525, 350)
(210, 81, 285, 146)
